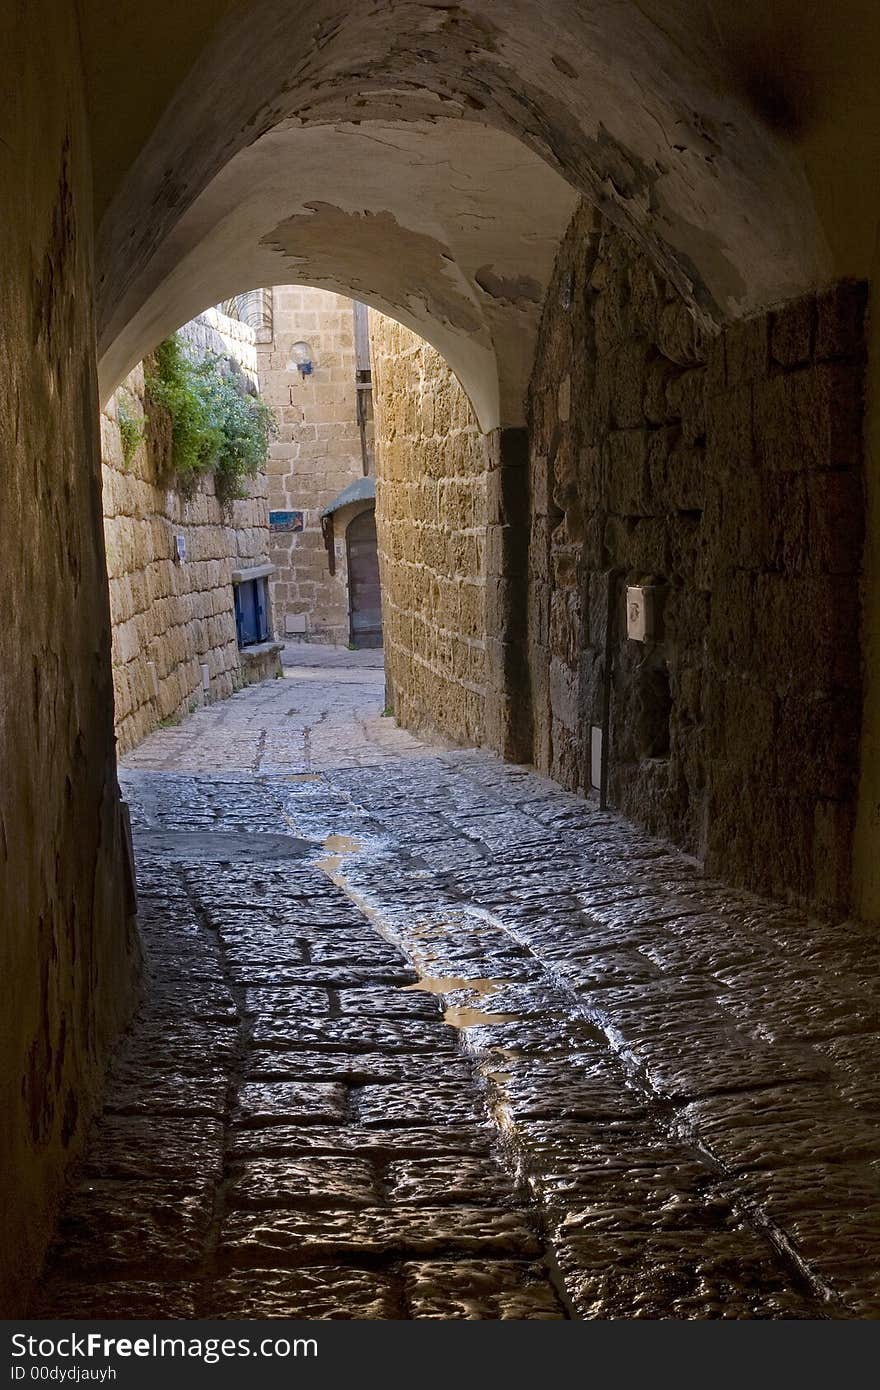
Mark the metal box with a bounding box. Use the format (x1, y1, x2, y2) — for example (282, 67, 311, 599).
(626, 585, 654, 642)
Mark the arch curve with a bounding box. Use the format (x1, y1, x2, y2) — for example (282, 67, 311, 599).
(92, 0, 834, 428)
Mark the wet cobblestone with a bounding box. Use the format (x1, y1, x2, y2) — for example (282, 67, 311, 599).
(33, 647, 880, 1318)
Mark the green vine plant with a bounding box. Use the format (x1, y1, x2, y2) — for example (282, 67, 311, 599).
(144, 333, 276, 508)
(116, 391, 144, 469)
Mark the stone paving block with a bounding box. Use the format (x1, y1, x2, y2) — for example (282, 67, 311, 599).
(190, 885, 321, 913)
(114, 1018, 240, 1065)
(50, 1181, 213, 1273)
(511, 1118, 674, 1170)
(249, 1017, 458, 1052)
(220, 1206, 542, 1263)
(207, 1267, 400, 1319)
(232, 964, 417, 988)
(33, 1280, 199, 1320)
(631, 1034, 829, 1101)
(444, 981, 572, 1019)
(202, 908, 308, 934)
(214, 921, 311, 948)
(355, 1082, 488, 1128)
(228, 1124, 497, 1161)
(222, 939, 311, 969)
(549, 1188, 738, 1240)
(712, 976, 880, 1045)
(104, 1068, 229, 1119)
(462, 1017, 608, 1055)
(527, 1141, 717, 1201)
(553, 1225, 825, 1319)
(135, 945, 229, 983)
(228, 1157, 378, 1209)
(402, 1261, 564, 1318)
(242, 985, 332, 1017)
(304, 938, 406, 968)
(141, 979, 238, 1023)
(530, 951, 665, 992)
(337, 985, 443, 1019)
(638, 926, 775, 980)
(244, 1051, 476, 1086)
(495, 1059, 648, 1123)
(273, 903, 381, 928)
(814, 1033, 880, 1112)
(138, 906, 205, 936)
(232, 1081, 349, 1127)
(385, 1156, 519, 1206)
(681, 1087, 880, 1171)
(81, 1115, 225, 1183)
(404, 943, 542, 981)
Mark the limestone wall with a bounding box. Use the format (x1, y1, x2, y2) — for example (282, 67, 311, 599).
(371, 316, 489, 745)
(259, 286, 371, 644)
(0, 2, 139, 1313)
(179, 307, 259, 389)
(103, 344, 274, 757)
(528, 202, 866, 911)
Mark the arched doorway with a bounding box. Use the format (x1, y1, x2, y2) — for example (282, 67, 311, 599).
(346, 510, 382, 649)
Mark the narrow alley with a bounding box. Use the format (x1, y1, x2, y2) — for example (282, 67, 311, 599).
(33, 650, 880, 1320)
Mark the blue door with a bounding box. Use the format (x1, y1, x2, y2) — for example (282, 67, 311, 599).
(234, 578, 268, 646)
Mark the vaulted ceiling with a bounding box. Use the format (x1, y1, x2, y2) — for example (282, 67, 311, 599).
(82, 0, 880, 427)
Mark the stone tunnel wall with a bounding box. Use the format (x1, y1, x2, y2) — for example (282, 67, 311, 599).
(0, 1, 140, 1314)
(103, 326, 275, 756)
(528, 202, 866, 911)
(371, 315, 490, 745)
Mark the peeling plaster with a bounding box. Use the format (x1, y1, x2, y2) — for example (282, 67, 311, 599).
(261, 203, 486, 337)
(91, 0, 841, 432)
(97, 121, 579, 429)
(474, 265, 543, 306)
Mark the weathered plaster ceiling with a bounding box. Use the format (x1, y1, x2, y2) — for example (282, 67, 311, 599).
(97, 122, 578, 428)
(86, 0, 863, 426)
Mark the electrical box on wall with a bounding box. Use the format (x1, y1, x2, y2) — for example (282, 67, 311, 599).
(590, 726, 603, 791)
(626, 585, 655, 642)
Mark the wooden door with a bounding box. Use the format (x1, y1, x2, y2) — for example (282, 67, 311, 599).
(346, 509, 382, 648)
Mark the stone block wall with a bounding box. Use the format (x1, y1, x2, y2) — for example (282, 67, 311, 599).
(371, 315, 490, 745)
(258, 286, 371, 643)
(528, 202, 866, 910)
(103, 348, 275, 756)
(179, 307, 259, 390)
(0, 1, 139, 1313)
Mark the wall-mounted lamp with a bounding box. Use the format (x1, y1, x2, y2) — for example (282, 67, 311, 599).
(286, 340, 314, 376)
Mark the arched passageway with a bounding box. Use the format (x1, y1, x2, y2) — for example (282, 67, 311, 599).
(93, 2, 845, 427)
(5, 0, 880, 1319)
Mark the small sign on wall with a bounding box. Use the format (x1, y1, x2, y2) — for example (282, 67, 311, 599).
(174, 534, 187, 563)
(269, 510, 304, 533)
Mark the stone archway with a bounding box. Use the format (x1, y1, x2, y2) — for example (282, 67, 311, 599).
(89, 2, 850, 431)
(7, 0, 880, 1315)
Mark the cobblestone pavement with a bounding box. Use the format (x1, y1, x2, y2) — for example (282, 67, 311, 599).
(35, 648, 880, 1318)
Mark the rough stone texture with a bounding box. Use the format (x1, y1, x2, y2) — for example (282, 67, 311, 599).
(33, 701, 563, 1318)
(372, 315, 490, 745)
(33, 656, 880, 1319)
(102, 327, 278, 755)
(527, 202, 866, 910)
(258, 287, 375, 644)
(0, 1, 138, 1314)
